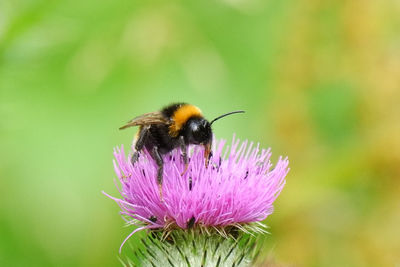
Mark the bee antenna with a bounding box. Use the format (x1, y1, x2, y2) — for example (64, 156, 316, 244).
(210, 110, 245, 125)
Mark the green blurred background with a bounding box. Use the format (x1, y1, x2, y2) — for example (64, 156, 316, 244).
(1, 0, 399, 266)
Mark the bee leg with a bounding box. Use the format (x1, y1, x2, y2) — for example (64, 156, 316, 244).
(131, 152, 140, 166)
(151, 146, 164, 200)
(131, 126, 149, 166)
(179, 136, 188, 175)
(204, 142, 212, 168)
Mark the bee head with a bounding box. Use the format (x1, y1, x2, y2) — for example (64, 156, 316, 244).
(182, 109, 244, 168)
(184, 117, 212, 145)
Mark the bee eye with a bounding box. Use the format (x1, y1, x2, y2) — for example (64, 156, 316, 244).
(186, 118, 211, 144)
(192, 127, 202, 140)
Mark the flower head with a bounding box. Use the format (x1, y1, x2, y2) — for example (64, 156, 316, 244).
(104, 136, 289, 252)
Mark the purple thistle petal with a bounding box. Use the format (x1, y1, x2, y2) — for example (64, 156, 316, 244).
(105, 135, 288, 237)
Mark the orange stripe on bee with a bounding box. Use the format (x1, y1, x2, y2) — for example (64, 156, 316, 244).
(169, 105, 202, 136)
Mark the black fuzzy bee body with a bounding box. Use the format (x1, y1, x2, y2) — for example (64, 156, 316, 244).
(145, 124, 181, 154)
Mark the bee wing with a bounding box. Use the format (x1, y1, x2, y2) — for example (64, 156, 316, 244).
(119, 112, 169, 130)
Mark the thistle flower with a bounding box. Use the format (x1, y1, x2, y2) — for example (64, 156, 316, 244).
(104, 136, 289, 255)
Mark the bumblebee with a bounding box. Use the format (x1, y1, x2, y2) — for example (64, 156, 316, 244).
(119, 103, 244, 197)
